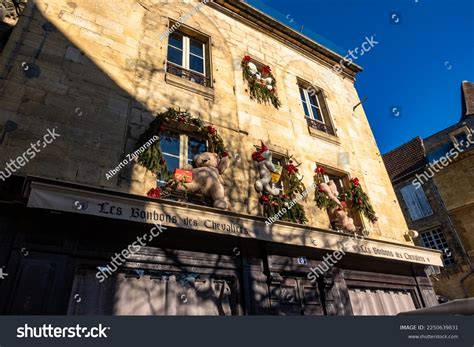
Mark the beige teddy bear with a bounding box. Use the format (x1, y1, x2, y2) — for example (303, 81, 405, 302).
(319, 180, 356, 232)
(177, 152, 230, 209)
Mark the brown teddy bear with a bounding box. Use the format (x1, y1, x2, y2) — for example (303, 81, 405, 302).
(177, 152, 231, 209)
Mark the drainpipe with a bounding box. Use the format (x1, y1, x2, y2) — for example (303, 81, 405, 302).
(431, 181, 473, 298)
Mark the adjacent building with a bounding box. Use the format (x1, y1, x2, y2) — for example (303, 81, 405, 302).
(383, 81, 474, 300)
(0, 0, 442, 315)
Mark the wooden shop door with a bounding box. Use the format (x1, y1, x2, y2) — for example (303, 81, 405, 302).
(276, 277, 325, 316)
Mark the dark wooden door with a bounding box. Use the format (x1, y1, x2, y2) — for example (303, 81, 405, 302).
(272, 277, 325, 315)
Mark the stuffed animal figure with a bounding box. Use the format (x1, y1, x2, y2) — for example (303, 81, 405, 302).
(320, 180, 356, 232)
(177, 152, 230, 209)
(253, 142, 280, 196)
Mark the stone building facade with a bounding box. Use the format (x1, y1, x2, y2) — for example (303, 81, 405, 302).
(383, 81, 474, 300)
(0, 0, 441, 315)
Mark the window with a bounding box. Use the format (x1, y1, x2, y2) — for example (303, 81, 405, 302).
(271, 154, 284, 193)
(67, 268, 238, 315)
(449, 126, 472, 150)
(158, 130, 207, 184)
(400, 185, 433, 221)
(349, 288, 416, 315)
(166, 28, 210, 87)
(298, 82, 335, 135)
(420, 228, 455, 266)
(323, 173, 345, 195)
(318, 167, 363, 231)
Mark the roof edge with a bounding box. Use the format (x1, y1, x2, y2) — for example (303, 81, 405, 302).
(209, 0, 362, 80)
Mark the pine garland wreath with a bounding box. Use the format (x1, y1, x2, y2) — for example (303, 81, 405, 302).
(313, 165, 378, 224)
(241, 55, 281, 109)
(256, 155, 308, 224)
(259, 194, 308, 225)
(313, 166, 338, 209)
(135, 108, 227, 180)
(346, 177, 378, 223)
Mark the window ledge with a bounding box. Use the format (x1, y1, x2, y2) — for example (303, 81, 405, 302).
(165, 73, 214, 101)
(308, 125, 341, 145)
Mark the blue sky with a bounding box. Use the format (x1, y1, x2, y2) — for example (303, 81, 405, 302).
(247, 0, 474, 154)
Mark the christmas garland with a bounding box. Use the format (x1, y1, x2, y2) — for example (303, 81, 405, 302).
(314, 166, 339, 210)
(345, 177, 378, 223)
(241, 55, 281, 109)
(254, 152, 308, 224)
(135, 108, 227, 181)
(313, 165, 378, 223)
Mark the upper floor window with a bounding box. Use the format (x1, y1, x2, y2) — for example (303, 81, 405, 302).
(449, 125, 472, 150)
(298, 82, 335, 136)
(420, 228, 455, 266)
(400, 184, 433, 221)
(166, 27, 211, 87)
(158, 129, 206, 185)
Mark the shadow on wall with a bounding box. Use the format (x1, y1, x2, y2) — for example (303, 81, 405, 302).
(0, 1, 322, 316)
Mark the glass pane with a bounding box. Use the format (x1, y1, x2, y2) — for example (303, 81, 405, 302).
(299, 87, 306, 103)
(188, 137, 207, 165)
(326, 174, 344, 193)
(162, 154, 180, 173)
(167, 46, 183, 66)
(189, 55, 204, 74)
(302, 102, 310, 118)
(190, 38, 204, 57)
(311, 105, 323, 121)
(455, 133, 468, 148)
(168, 32, 183, 49)
(308, 93, 318, 107)
(160, 131, 180, 156)
(271, 156, 283, 190)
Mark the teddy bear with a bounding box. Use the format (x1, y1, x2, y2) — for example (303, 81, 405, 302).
(319, 180, 356, 232)
(176, 152, 231, 209)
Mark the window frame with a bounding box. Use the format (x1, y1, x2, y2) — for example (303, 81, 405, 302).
(316, 164, 365, 231)
(449, 125, 472, 150)
(420, 227, 455, 267)
(300, 86, 325, 123)
(165, 21, 212, 87)
(270, 152, 285, 193)
(157, 129, 208, 185)
(399, 184, 433, 221)
(297, 79, 336, 136)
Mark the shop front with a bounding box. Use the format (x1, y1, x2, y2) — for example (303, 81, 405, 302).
(0, 177, 442, 315)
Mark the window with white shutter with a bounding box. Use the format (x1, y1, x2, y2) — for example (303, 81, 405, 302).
(400, 184, 433, 221)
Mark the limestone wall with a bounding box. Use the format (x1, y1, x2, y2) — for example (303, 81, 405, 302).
(0, 0, 411, 244)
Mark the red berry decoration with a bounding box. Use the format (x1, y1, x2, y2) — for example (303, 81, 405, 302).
(147, 188, 161, 199)
(351, 177, 360, 187)
(243, 55, 251, 63)
(262, 65, 271, 75)
(285, 163, 298, 175)
(207, 125, 217, 135)
(315, 166, 326, 174)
